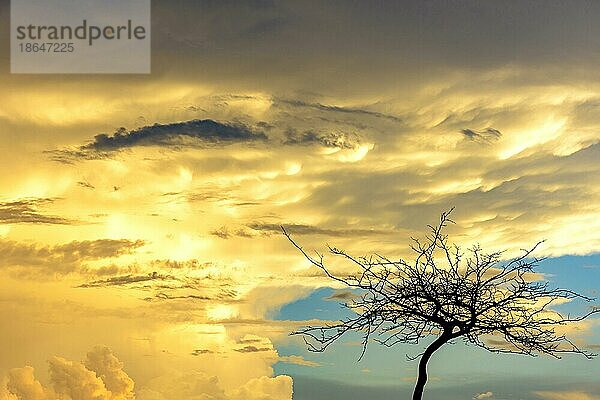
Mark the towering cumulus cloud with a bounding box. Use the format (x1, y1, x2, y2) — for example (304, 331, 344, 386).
(0, 348, 292, 400)
(1, 347, 134, 400)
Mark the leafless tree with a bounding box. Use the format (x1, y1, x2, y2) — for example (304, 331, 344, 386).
(283, 210, 599, 400)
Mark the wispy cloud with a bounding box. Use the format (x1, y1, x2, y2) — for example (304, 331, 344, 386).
(0, 198, 76, 225)
(76, 272, 175, 288)
(278, 355, 321, 367)
(211, 222, 392, 239)
(76, 181, 95, 190)
(0, 238, 144, 277)
(276, 98, 403, 123)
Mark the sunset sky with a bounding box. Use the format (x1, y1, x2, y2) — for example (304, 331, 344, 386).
(0, 1, 599, 399)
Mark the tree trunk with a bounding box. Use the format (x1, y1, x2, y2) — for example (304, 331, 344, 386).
(411, 332, 451, 400)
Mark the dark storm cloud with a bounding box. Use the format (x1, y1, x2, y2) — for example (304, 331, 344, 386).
(460, 128, 502, 143)
(83, 120, 267, 151)
(49, 119, 267, 161)
(0, 198, 75, 225)
(142, 0, 600, 98)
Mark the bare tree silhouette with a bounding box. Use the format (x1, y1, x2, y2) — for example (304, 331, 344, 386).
(283, 210, 599, 400)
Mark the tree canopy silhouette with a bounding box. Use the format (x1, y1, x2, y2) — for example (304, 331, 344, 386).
(283, 210, 599, 400)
